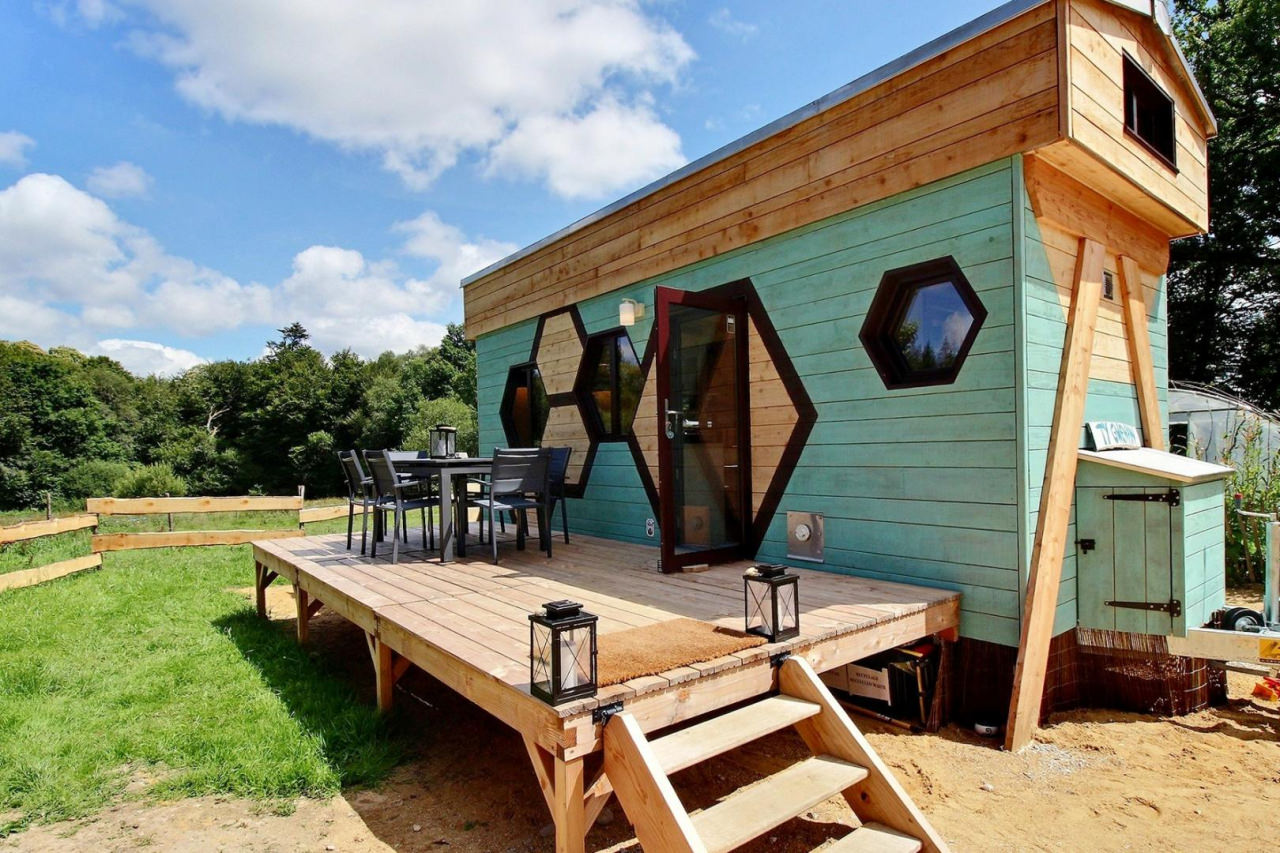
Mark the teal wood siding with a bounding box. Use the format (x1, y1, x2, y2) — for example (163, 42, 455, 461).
(475, 158, 1024, 644)
(476, 320, 538, 457)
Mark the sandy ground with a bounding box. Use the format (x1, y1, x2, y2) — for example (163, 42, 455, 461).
(6, 588, 1279, 852)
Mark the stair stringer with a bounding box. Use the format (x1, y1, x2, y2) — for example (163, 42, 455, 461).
(778, 656, 951, 853)
(603, 711, 707, 853)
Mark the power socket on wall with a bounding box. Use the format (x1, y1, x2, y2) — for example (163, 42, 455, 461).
(787, 511, 824, 562)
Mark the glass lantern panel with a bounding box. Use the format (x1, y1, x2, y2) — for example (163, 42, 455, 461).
(531, 622, 554, 695)
(746, 581, 773, 635)
(777, 581, 798, 632)
(559, 624, 593, 692)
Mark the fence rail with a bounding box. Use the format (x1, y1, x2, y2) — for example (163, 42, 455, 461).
(2, 495, 348, 592)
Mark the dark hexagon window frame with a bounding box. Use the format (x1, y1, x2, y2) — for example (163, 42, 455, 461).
(499, 361, 549, 447)
(574, 327, 643, 442)
(859, 256, 987, 390)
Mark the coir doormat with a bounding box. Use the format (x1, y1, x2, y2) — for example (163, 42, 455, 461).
(598, 618, 765, 686)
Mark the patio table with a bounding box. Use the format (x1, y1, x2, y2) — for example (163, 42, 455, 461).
(388, 452, 492, 563)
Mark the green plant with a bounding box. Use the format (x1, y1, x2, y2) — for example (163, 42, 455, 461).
(112, 464, 189, 499)
(1216, 418, 1280, 584)
(406, 398, 479, 457)
(58, 459, 133, 501)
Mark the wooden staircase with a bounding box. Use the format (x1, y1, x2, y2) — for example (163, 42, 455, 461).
(603, 656, 949, 853)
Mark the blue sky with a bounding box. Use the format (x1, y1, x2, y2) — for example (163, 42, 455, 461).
(1, 0, 1000, 376)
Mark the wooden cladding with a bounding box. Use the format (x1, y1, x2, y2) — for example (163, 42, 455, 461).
(464, 4, 1062, 338)
(88, 496, 304, 515)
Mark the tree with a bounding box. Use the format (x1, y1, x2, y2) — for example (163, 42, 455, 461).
(1169, 0, 1280, 406)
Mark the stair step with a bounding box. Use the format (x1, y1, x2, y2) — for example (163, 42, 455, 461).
(824, 822, 923, 853)
(649, 695, 822, 775)
(691, 755, 869, 853)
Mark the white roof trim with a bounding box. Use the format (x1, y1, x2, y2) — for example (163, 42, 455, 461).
(1078, 447, 1233, 484)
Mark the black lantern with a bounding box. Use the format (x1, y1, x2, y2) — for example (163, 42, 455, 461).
(744, 564, 800, 642)
(429, 424, 457, 459)
(529, 600, 598, 704)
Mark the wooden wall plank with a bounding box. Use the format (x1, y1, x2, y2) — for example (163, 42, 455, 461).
(88, 496, 304, 515)
(0, 513, 97, 544)
(0, 553, 102, 592)
(1006, 236, 1105, 751)
(92, 529, 305, 551)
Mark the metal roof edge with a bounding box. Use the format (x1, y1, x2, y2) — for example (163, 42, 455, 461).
(461, 0, 1048, 288)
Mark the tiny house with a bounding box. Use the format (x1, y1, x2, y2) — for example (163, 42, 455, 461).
(462, 0, 1226, 747)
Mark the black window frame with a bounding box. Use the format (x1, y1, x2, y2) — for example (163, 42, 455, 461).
(859, 256, 987, 390)
(1122, 52, 1177, 171)
(575, 328, 643, 441)
(499, 361, 549, 447)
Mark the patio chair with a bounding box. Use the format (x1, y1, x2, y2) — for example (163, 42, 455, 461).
(547, 446, 572, 544)
(469, 447, 552, 563)
(364, 450, 439, 564)
(338, 450, 379, 555)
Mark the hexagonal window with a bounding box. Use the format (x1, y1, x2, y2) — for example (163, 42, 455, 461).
(859, 256, 986, 389)
(577, 330, 643, 439)
(500, 362, 549, 446)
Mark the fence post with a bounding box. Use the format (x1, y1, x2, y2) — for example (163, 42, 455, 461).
(46, 492, 52, 520)
(165, 492, 173, 532)
(297, 485, 306, 529)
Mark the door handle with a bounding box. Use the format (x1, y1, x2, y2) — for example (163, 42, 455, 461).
(664, 399, 678, 440)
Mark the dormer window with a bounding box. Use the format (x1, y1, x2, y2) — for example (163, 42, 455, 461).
(1123, 53, 1176, 170)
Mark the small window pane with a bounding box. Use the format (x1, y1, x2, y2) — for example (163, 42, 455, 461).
(893, 282, 974, 372)
(502, 364, 548, 446)
(579, 331, 643, 440)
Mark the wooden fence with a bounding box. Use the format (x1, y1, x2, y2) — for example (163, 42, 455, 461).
(0, 496, 349, 592)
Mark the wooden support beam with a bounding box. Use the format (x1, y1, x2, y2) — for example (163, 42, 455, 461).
(1006, 237, 1105, 752)
(92, 529, 304, 551)
(523, 736, 557, 814)
(87, 495, 303, 515)
(0, 514, 98, 545)
(372, 635, 395, 712)
(299, 504, 352, 524)
(1118, 254, 1164, 450)
(552, 754, 588, 853)
(296, 586, 312, 644)
(254, 562, 279, 618)
(0, 552, 102, 592)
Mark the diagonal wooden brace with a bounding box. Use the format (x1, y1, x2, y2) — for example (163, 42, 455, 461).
(254, 561, 278, 618)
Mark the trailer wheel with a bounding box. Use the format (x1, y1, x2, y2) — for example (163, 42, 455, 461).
(1222, 606, 1264, 632)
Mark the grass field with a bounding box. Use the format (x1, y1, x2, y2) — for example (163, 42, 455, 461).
(0, 515, 405, 837)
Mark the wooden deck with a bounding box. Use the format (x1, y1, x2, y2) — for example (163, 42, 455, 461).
(252, 528, 959, 852)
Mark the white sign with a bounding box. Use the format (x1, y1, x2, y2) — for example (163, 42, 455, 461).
(847, 664, 891, 702)
(1087, 421, 1142, 451)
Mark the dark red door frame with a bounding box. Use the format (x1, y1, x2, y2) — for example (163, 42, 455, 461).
(654, 285, 753, 573)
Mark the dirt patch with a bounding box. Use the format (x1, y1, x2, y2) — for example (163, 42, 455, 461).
(10, 595, 1280, 852)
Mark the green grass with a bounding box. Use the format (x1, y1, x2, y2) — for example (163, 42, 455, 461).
(0, 517, 404, 837)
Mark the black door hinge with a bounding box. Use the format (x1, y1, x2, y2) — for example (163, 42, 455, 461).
(1077, 538, 1096, 553)
(1105, 598, 1182, 618)
(592, 700, 625, 725)
(1105, 489, 1180, 508)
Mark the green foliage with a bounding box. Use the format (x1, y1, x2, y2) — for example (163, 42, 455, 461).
(1170, 0, 1280, 406)
(405, 398, 479, 457)
(0, 323, 477, 509)
(1215, 419, 1280, 584)
(59, 459, 134, 501)
(112, 463, 189, 498)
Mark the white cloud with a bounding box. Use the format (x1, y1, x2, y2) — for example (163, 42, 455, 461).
(0, 172, 507, 360)
(0, 132, 36, 169)
(87, 161, 153, 198)
(708, 8, 757, 40)
(92, 338, 206, 376)
(97, 0, 692, 198)
(486, 96, 685, 199)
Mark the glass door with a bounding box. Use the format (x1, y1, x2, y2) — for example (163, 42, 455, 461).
(655, 286, 751, 572)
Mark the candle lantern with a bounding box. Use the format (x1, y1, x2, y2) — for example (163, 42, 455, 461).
(529, 600, 598, 704)
(429, 424, 457, 458)
(743, 564, 800, 642)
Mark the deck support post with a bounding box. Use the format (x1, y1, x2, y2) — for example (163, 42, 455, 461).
(366, 633, 397, 712)
(552, 753, 587, 853)
(1118, 255, 1164, 450)
(1006, 237, 1105, 752)
(254, 561, 278, 618)
(294, 586, 322, 644)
